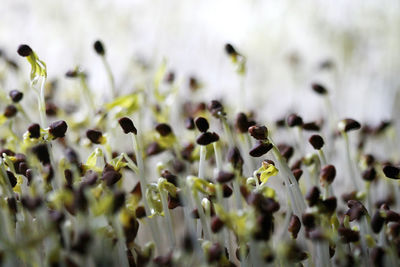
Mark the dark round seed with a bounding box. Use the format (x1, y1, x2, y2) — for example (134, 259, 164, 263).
(4, 105, 17, 118)
(225, 43, 237, 56)
(371, 211, 384, 233)
(93, 40, 105, 55)
(311, 83, 328, 95)
(118, 117, 137, 134)
(86, 129, 103, 144)
(309, 134, 324, 150)
(292, 169, 303, 182)
(383, 165, 400, 179)
(320, 165, 336, 184)
(302, 122, 320, 131)
(386, 210, 400, 222)
(338, 118, 361, 132)
(17, 44, 33, 57)
(6, 171, 17, 188)
(208, 243, 223, 263)
(196, 132, 219, 146)
(65, 70, 78, 78)
(208, 100, 225, 118)
(216, 171, 235, 183)
(278, 144, 294, 161)
(155, 123, 172, 136)
(338, 228, 360, 243)
(185, 117, 195, 130)
(249, 142, 273, 157)
(235, 112, 250, 133)
(306, 186, 320, 207)
(362, 167, 377, 182)
(321, 197, 337, 214)
(21, 196, 43, 211)
(194, 117, 209, 132)
(113, 191, 125, 213)
(370, 247, 384, 267)
(146, 142, 164, 156)
(227, 147, 244, 170)
(9, 90, 23, 102)
(211, 216, 224, 233)
(32, 144, 50, 164)
(223, 184, 233, 198)
(287, 114, 303, 127)
(102, 170, 122, 186)
(248, 125, 268, 140)
(27, 123, 40, 138)
(302, 213, 316, 230)
(346, 200, 367, 221)
(7, 197, 17, 214)
(288, 214, 301, 239)
(49, 120, 68, 138)
(135, 206, 146, 219)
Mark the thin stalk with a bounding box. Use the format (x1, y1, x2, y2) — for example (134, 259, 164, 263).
(270, 142, 306, 216)
(37, 78, 47, 128)
(160, 189, 176, 247)
(318, 149, 327, 166)
(79, 75, 96, 114)
(193, 192, 211, 240)
(101, 57, 117, 98)
(342, 132, 359, 190)
(131, 133, 162, 253)
(198, 146, 206, 179)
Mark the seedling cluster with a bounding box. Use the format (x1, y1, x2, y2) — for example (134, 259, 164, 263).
(0, 41, 398, 267)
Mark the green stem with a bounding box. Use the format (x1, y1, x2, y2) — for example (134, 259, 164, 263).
(342, 132, 359, 190)
(160, 189, 176, 247)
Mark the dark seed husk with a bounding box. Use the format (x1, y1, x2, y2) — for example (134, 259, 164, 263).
(118, 117, 137, 134)
(249, 142, 273, 157)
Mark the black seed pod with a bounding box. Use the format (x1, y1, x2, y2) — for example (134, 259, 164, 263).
(248, 125, 268, 140)
(155, 123, 172, 136)
(278, 144, 294, 161)
(288, 214, 301, 239)
(311, 83, 328, 95)
(28, 123, 41, 138)
(249, 142, 273, 157)
(185, 117, 195, 130)
(292, 169, 303, 182)
(309, 134, 324, 150)
(65, 70, 78, 78)
(320, 165, 336, 184)
(383, 165, 400, 179)
(86, 129, 103, 144)
(9, 90, 23, 103)
(211, 216, 224, 233)
(370, 247, 384, 267)
(346, 200, 367, 221)
(302, 122, 320, 131)
(302, 213, 316, 230)
(21, 196, 43, 211)
(6, 171, 17, 188)
(113, 191, 125, 213)
(225, 43, 237, 56)
(287, 114, 303, 127)
(4, 105, 17, 118)
(208, 243, 223, 263)
(371, 211, 384, 233)
(17, 44, 33, 57)
(320, 197, 337, 214)
(118, 117, 137, 135)
(223, 184, 233, 198)
(235, 112, 250, 133)
(135, 206, 146, 218)
(306, 186, 320, 207)
(338, 118, 361, 132)
(208, 100, 225, 117)
(196, 132, 219, 145)
(194, 117, 209, 132)
(93, 40, 105, 55)
(338, 228, 359, 243)
(362, 167, 377, 182)
(102, 170, 122, 186)
(49, 120, 68, 138)
(227, 147, 243, 170)
(216, 171, 235, 183)
(32, 144, 50, 164)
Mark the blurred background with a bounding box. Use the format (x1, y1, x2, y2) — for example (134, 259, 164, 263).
(1, 0, 400, 123)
